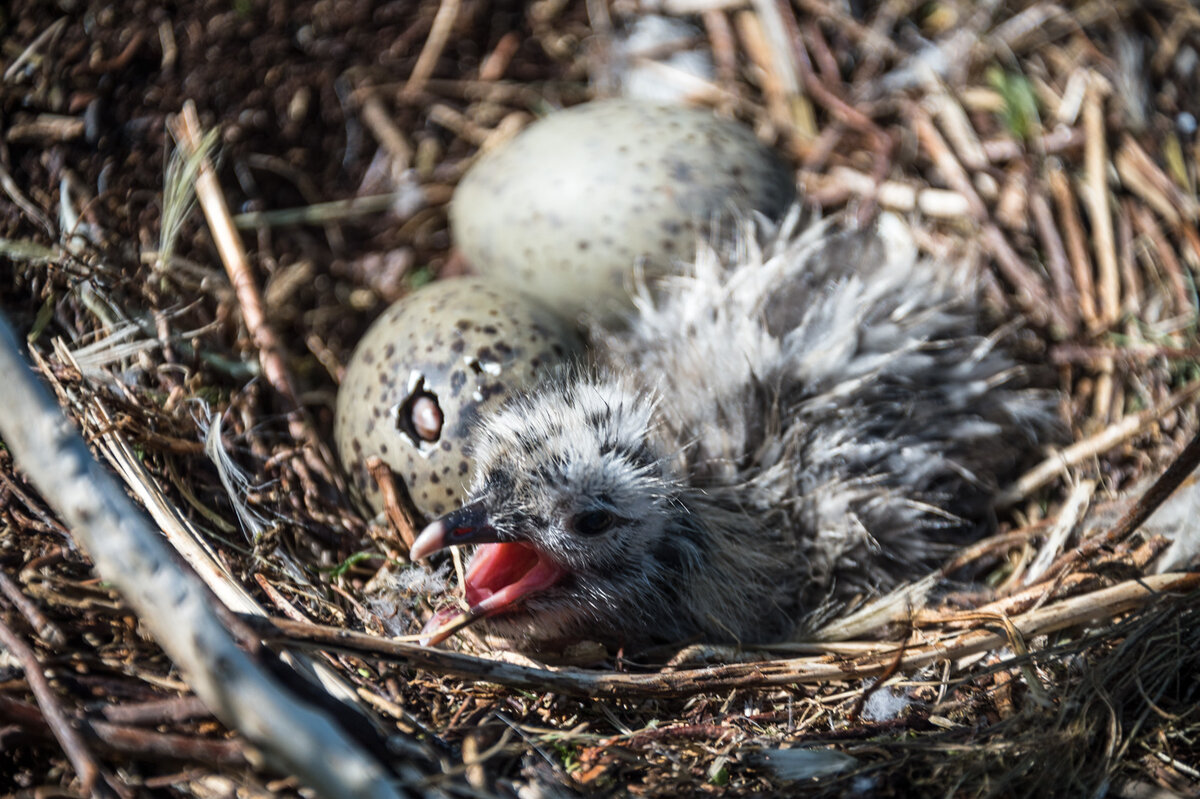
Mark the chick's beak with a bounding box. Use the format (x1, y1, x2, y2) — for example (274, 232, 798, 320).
(410, 498, 568, 632)
(409, 499, 498, 560)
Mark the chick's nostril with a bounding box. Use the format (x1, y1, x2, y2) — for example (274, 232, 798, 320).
(410, 394, 443, 442)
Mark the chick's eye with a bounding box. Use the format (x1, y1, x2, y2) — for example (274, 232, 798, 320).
(571, 509, 616, 536)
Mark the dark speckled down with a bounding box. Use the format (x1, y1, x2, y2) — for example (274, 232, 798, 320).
(335, 277, 583, 519)
(450, 99, 795, 320)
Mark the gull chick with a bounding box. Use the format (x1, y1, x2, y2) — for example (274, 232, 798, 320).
(410, 214, 1058, 650)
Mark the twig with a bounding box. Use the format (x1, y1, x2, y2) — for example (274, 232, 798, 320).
(232, 193, 419, 229)
(367, 456, 420, 555)
(0, 568, 64, 646)
(1083, 73, 1120, 325)
(5, 114, 86, 143)
(1037, 428, 1200, 586)
(169, 102, 342, 490)
(0, 163, 55, 236)
(358, 90, 414, 169)
(1047, 161, 1100, 329)
(405, 0, 461, 96)
(478, 32, 520, 82)
(100, 696, 212, 725)
(4, 17, 66, 81)
(999, 378, 1200, 505)
(246, 573, 1200, 698)
(1115, 134, 1197, 225)
(1131, 204, 1193, 319)
(0, 605, 116, 797)
(910, 104, 1065, 329)
(1030, 188, 1079, 334)
(2, 695, 248, 767)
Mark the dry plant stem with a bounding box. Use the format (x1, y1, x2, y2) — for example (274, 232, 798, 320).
(405, 0, 461, 96)
(0, 606, 115, 797)
(1084, 75, 1120, 325)
(358, 90, 414, 169)
(248, 572, 1198, 699)
(1039, 428, 1200, 585)
(478, 31, 520, 81)
(1001, 378, 1200, 505)
(1030, 189, 1079, 334)
(0, 695, 246, 768)
(1047, 162, 1100, 328)
(367, 456, 420, 554)
(793, 27, 891, 209)
(0, 163, 55, 236)
(734, 10, 791, 134)
(1131, 205, 1191, 317)
(909, 105, 1065, 329)
(0, 318, 407, 799)
(170, 102, 341, 490)
(101, 696, 212, 725)
(0, 567, 65, 646)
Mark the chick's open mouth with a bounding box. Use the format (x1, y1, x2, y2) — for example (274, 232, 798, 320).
(464, 542, 567, 614)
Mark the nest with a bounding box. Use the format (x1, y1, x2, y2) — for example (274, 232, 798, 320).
(2, 0, 1199, 796)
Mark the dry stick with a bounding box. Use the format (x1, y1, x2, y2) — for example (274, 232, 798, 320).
(0, 695, 247, 768)
(703, 9, 739, 113)
(1037, 428, 1200, 586)
(982, 125, 1084, 164)
(358, 90, 414, 169)
(929, 90, 989, 172)
(170, 103, 341, 490)
(100, 696, 212, 725)
(735, 10, 793, 136)
(0, 606, 117, 797)
(1115, 134, 1197, 225)
(0, 318, 407, 799)
(1132, 204, 1193, 319)
(478, 31, 520, 82)
(405, 0, 461, 97)
(4, 17, 66, 80)
(1083, 74, 1120, 326)
(0, 567, 64, 646)
(999, 377, 1200, 505)
(247, 572, 1199, 699)
(0, 163, 55, 236)
(1047, 162, 1100, 329)
(1030, 188, 1080, 335)
(367, 456, 421, 554)
(792, 29, 892, 220)
(909, 105, 1066, 330)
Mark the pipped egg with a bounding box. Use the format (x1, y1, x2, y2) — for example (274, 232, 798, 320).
(335, 277, 583, 519)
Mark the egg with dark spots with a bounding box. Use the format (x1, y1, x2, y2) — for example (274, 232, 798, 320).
(450, 99, 796, 319)
(335, 277, 583, 518)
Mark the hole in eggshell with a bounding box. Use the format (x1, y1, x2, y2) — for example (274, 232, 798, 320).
(394, 377, 443, 446)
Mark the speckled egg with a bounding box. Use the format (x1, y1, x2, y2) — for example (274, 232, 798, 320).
(336, 277, 583, 519)
(450, 99, 795, 318)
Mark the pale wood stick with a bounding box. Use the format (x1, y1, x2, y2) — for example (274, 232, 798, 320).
(170, 102, 341, 489)
(0, 317, 407, 799)
(405, 0, 461, 96)
(1083, 73, 1120, 325)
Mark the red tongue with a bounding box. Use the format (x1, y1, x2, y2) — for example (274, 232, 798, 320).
(464, 542, 567, 615)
